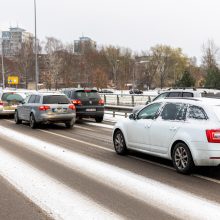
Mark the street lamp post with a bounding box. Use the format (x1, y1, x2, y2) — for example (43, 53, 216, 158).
(1, 40, 5, 89)
(34, 0, 38, 91)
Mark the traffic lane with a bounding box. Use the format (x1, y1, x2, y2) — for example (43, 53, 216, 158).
(0, 176, 51, 220)
(0, 136, 175, 220)
(2, 120, 220, 204)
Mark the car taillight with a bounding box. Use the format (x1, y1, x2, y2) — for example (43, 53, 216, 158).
(0, 101, 3, 106)
(39, 105, 50, 111)
(98, 99, 104, 105)
(68, 104, 76, 110)
(72, 100, 82, 105)
(206, 129, 220, 143)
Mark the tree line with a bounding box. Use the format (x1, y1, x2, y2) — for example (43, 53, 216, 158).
(1, 37, 220, 90)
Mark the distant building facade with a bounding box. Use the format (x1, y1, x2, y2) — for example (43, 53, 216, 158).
(1, 27, 33, 57)
(74, 36, 96, 54)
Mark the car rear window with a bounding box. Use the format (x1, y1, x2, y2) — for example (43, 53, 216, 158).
(73, 90, 100, 100)
(43, 95, 70, 104)
(1, 93, 24, 102)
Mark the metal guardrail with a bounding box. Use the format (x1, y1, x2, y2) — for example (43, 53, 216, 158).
(100, 94, 154, 107)
(105, 105, 133, 118)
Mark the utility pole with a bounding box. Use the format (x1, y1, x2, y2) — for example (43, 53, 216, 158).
(34, 0, 38, 90)
(1, 40, 5, 89)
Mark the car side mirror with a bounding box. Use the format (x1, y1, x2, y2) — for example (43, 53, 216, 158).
(129, 113, 137, 120)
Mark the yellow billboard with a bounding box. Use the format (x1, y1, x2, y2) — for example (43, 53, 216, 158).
(8, 76, 19, 85)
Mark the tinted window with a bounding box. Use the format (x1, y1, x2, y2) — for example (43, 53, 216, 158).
(187, 105, 207, 120)
(34, 95, 41, 103)
(73, 90, 100, 100)
(28, 95, 36, 103)
(168, 92, 181, 97)
(137, 102, 161, 119)
(153, 92, 168, 101)
(160, 103, 187, 120)
(183, 92, 193, 97)
(1, 93, 24, 102)
(43, 95, 70, 104)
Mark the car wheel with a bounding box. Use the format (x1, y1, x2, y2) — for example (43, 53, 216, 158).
(95, 116, 103, 123)
(65, 120, 74, 129)
(113, 130, 127, 155)
(30, 113, 37, 129)
(172, 142, 194, 174)
(14, 111, 22, 124)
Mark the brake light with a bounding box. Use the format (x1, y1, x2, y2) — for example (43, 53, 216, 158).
(85, 90, 91, 92)
(98, 99, 104, 105)
(206, 129, 220, 143)
(72, 100, 82, 105)
(0, 101, 3, 106)
(68, 104, 76, 110)
(39, 105, 50, 111)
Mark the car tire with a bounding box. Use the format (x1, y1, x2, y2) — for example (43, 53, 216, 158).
(14, 110, 22, 124)
(95, 116, 103, 123)
(172, 142, 194, 174)
(113, 130, 127, 155)
(65, 120, 74, 129)
(30, 113, 37, 129)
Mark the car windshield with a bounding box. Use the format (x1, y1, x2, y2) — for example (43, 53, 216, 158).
(74, 90, 100, 100)
(1, 93, 25, 102)
(43, 95, 70, 104)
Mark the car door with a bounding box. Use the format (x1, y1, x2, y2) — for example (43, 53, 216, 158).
(126, 102, 162, 151)
(23, 95, 36, 120)
(149, 102, 187, 154)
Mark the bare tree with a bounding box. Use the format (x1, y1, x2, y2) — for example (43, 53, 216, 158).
(16, 37, 35, 88)
(201, 39, 219, 70)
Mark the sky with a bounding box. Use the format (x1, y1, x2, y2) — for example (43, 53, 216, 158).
(0, 0, 220, 63)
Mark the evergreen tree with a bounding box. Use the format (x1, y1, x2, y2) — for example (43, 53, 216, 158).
(175, 71, 195, 87)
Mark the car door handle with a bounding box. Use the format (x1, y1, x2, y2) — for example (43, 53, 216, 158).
(170, 127, 177, 131)
(145, 123, 151, 128)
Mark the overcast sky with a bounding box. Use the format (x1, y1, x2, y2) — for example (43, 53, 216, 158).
(0, 0, 220, 62)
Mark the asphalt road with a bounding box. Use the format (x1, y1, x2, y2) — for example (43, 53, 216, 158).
(1, 117, 220, 219)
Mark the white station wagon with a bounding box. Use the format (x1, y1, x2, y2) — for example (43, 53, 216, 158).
(113, 98, 220, 174)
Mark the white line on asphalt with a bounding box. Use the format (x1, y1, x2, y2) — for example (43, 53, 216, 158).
(74, 125, 94, 131)
(84, 122, 113, 129)
(1, 125, 220, 220)
(3, 119, 220, 186)
(0, 147, 122, 220)
(39, 129, 114, 152)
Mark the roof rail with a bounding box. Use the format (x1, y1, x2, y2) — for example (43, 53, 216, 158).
(164, 97, 199, 101)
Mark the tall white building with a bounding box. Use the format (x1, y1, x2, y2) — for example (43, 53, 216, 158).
(1, 27, 33, 57)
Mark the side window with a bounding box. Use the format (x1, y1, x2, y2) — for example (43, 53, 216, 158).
(168, 92, 181, 97)
(137, 103, 162, 120)
(153, 92, 168, 101)
(187, 105, 207, 120)
(34, 95, 41, 103)
(160, 103, 187, 121)
(28, 95, 36, 103)
(183, 92, 193, 97)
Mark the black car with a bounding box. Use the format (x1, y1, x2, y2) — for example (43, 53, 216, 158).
(62, 88, 104, 122)
(129, 89, 143, 94)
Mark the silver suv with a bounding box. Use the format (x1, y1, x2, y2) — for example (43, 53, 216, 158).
(15, 93, 76, 129)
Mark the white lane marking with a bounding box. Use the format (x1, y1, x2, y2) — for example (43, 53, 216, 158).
(129, 155, 175, 170)
(4, 119, 220, 186)
(1, 126, 220, 220)
(39, 129, 113, 152)
(0, 147, 122, 220)
(193, 175, 220, 184)
(74, 125, 93, 131)
(84, 122, 113, 129)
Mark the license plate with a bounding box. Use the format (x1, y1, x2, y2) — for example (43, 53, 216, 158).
(86, 108, 96, 112)
(53, 108, 67, 113)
